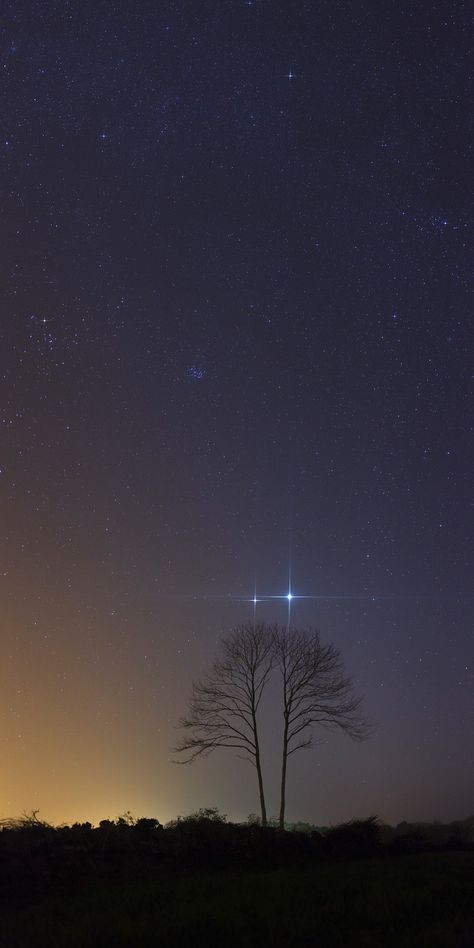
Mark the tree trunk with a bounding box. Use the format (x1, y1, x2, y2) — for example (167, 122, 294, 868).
(252, 709, 267, 827)
(279, 717, 289, 831)
(255, 747, 267, 828)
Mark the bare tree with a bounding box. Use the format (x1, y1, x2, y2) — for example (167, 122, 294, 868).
(274, 626, 368, 830)
(174, 622, 274, 827)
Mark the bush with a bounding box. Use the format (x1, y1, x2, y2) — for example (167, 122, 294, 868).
(324, 817, 381, 858)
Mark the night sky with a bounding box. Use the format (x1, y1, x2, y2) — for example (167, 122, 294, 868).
(1, 1, 472, 828)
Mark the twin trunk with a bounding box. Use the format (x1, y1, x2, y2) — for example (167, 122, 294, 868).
(254, 715, 289, 831)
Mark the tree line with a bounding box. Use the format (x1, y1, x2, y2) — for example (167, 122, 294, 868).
(175, 622, 369, 829)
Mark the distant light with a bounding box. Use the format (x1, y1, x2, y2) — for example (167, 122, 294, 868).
(287, 592, 293, 601)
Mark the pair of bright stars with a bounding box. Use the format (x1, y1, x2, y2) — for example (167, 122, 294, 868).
(251, 591, 294, 605)
(249, 587, 307, 625)
(246, 586, 380, 619)
(248, 589, 293, 630)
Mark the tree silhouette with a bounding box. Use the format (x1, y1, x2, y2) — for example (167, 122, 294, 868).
(174, 622, 274, 827)
(274, 626, 368, 830)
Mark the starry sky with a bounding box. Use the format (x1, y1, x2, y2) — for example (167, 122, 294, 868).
(1, 0, 472, 828)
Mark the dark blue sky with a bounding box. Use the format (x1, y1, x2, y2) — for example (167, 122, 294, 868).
(0, 0, 472, 826)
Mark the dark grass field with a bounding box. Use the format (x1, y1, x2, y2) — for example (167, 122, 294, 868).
(2, 851, 473, 947)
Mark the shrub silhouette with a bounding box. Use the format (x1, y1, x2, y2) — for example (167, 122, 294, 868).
(165, 808, 233, 862)
(133, 817, 162, 838)
(1, 809, 472, 901)
(324, 817, 381, 858)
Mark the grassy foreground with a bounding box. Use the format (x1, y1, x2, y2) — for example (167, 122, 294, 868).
(2, 851, 474, 947)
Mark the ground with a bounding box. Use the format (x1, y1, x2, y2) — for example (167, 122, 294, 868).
(2, 852, 473, 947)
